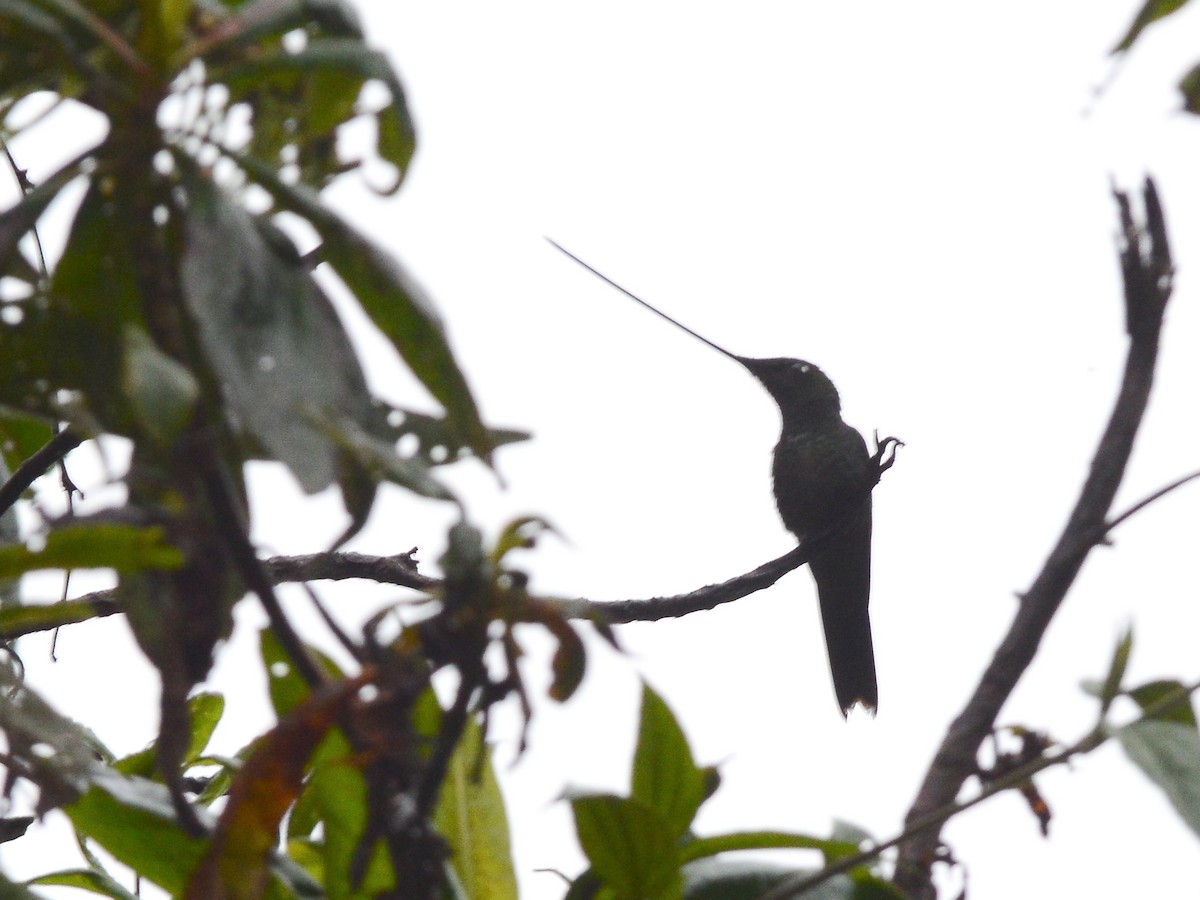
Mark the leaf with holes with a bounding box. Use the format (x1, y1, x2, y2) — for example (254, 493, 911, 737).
(232, 152, 498, 465)
(180, 165, 379, 496)
(211, 37, 415, 192)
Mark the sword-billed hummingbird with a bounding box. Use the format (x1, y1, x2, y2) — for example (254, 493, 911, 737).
(550, 240, 879, 715)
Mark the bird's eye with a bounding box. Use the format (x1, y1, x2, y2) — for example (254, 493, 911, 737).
(793, 362, 810, 374)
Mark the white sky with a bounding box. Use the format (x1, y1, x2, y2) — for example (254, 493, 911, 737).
(5, 2, 1200, 898)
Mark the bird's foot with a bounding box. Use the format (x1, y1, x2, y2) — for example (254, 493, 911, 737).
(871, 432, 904, 482)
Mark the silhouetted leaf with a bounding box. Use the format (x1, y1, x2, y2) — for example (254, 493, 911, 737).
(41, 180, 144, 430)
(319, 415, 455, 503)
(1116, 715, 1200, 838)
(181, 168, 378, 495)
(381, 406, 529, 468)
(232, 153, 497, 464)
(681, 858, 800, 900)
(0, 155, 83, 274)
(547, 617, 585, 703)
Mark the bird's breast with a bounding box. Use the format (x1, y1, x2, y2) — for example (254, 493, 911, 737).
(771, 422, 872, 539)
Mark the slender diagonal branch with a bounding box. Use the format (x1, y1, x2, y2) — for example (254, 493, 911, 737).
(0, 428, 84, 518)
(893, 178, 1174, 897)
(768, 677, 1200, 900)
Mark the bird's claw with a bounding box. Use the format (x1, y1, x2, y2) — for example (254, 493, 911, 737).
(871, 432, 904, 479)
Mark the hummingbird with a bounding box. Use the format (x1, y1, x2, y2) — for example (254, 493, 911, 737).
(549, 239, 881, 715)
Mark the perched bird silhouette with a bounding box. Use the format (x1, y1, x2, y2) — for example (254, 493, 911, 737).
(550, 240, 879, 715)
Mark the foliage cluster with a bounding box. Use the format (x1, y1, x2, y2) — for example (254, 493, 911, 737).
(0, 1, 1199, 899)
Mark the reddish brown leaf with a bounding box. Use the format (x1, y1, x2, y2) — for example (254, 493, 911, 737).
(184, 673, 368, 900)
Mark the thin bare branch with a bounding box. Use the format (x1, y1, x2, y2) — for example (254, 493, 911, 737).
(0, 428, 84, 518)
(893, 178, 1175, 897)
(767, 676, 1200, 900)
(554, 544, 810, 623)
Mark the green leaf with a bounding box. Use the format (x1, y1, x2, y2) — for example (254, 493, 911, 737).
(1128, 679, 1197, 726)
(307, 758, 395, 898)
(231, 151, 498, 465)
(0, 596, 114, 638)
(631, 683, 708, 840)
(0, 523, 183, 578)
(827, 820, 872, 867)
(1086, 626, 1133, 716)
(120, 325, 199, 445)
(570, 793, 682, 900)
(1181, 62, 1200, 115)
(30, 868, 139, 900)
(1116, 716, 1200, 838)
(433, 717, 518, 900)
(260, 628, 346, 720)
(65, 774, 208, 896)
(679, 831, 861, 865)
(180, 166, 379, 496)
(381, 406, 529, 468)
(185, 692, 226, 763)
(210, 37, 415, 190)
(1112, 0, 1194, 53)
(115, 691, 225, 778)
(491, 516, 558, 565)
(34, 181, 145, 432)
(0, 153, 85, 275)
(0, 408, 55, 475)
(186, 677, 361, 900)
(0, 872, 49, 899)
(318, 414, 455, 503)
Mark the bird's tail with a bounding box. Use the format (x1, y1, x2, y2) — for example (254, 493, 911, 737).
(810, 510, 878, 716)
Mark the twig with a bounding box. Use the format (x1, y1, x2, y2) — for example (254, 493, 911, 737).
(1102, 468, 1200, 535)
(0, 429, 84, 518)
(764, 677, 1199, 899)
(893, 178, 1174, 897)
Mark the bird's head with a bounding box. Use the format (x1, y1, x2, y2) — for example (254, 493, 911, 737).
(736, 357, 842, 425)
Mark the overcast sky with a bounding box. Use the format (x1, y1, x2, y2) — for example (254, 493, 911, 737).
(6, 2, 1200, 898)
